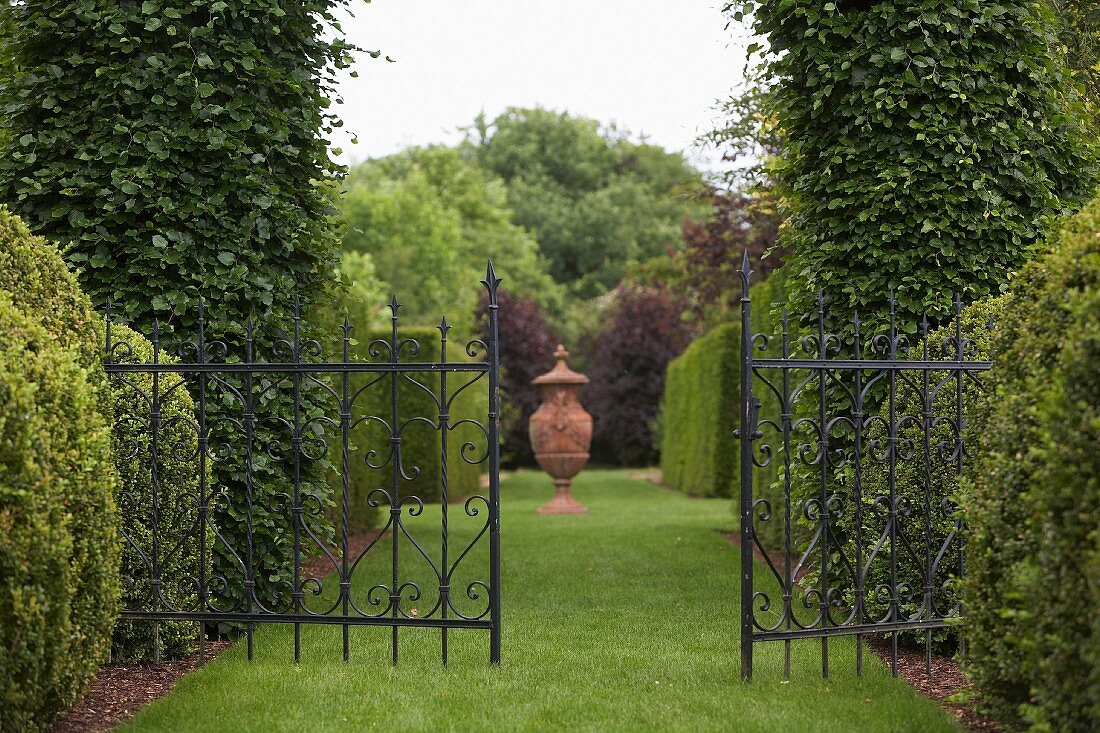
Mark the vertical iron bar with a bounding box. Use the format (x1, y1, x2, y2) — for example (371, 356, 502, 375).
(341, 316, 352, 662)
(196, 300, 209, 662)
(780, 310, 793, 679)
(954, 295, 967, 659)
(737, 253, 754, 682)
(438, 318, 451, 665)
(853, 311, 865, 676)
(816, 294, 829, 679)
(485, 262, 503, 666)
(150, 321, 162, 664)
(920, 314, 934, 675)
(244, 320, 256, 661)
(291, 299, 303, 663)
(388, 297, 401, 665)
(887, 294, 899, 677)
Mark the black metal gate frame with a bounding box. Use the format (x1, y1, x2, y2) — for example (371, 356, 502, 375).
(735, 254, 990, 681)
(103, 263, 503, 665)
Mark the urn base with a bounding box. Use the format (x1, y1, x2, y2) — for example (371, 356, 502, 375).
(537, 479, 588, 515)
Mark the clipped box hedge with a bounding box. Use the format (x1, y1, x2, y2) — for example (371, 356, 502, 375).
(0, 205, 206, 664)
(0, 293, 120, 733)
(660, 322, 740, 499)
(964, 195, 1100, 731)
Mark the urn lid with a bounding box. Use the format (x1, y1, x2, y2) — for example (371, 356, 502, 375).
(532, 345, 589, 386)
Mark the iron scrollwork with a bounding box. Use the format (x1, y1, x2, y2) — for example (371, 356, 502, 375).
(103, 263, 504, 665)
(737, 254, 989, 682)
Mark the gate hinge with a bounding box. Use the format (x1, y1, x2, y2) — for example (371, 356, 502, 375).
(734, 396, 763, 439)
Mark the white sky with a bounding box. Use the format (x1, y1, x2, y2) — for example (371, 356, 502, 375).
(330, 1, 753, 173)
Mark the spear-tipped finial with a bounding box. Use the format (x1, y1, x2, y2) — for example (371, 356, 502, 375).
(293, 294, 302, 319)
(481, 260, 502, 304)
(388, 294, 401, 317)
(737, 250, 753, 294)
(342, 313, 351, 333)
(438, 315, 451, 336)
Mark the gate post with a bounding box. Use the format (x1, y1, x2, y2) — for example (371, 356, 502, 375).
(483, 261, 503, 666)
(737, 252, 754, 682)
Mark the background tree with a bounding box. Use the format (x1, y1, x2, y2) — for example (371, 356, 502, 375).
(678, 189, 786, 323)
(340, 146, 565, 326)
(1053, 0, 1100, 113)
(471, 107, 709, 298)
(584, 286, 694, 466)
(476, 291, 559, 466)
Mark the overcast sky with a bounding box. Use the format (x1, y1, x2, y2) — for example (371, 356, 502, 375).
(330, 1, 753, 172)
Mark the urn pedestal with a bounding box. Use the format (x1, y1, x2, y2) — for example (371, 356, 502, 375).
(529, 345, 591, 515)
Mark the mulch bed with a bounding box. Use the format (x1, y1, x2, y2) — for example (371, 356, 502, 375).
(721, 532, 1000, 731)
(865, 636, 1001, 732)
(51, 640, 233, 733)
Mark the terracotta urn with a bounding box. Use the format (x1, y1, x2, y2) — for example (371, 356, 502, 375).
(529, 345, 591, 515)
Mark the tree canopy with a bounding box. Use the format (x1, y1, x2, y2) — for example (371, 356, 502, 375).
(471, 107, 709, 297)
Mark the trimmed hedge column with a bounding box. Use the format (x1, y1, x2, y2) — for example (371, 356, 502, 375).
(0, 294, 120, 733)
(965, 195, 1100, 730)
(0, 206, 205, 663)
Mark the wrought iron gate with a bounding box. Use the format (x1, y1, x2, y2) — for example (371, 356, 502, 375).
(736, 257, 990, 680)
(103, 264, 503, 665)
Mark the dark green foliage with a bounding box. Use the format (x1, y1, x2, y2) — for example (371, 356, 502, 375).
(345, 327, 485, 513)
(964, 195, 1100, 731)
(0, 294, 120, 733)
(472, 107, 708, 298)
(729, 0, 1098, 333)
(0, 0, 357, 619)
(0, 0, 347, 323)
(109, 323, 209, 663)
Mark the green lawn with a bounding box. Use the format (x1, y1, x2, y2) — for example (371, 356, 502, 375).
(119, 470, 960, 733)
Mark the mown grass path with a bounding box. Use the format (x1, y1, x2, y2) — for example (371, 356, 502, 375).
(120, 470, 959, 732)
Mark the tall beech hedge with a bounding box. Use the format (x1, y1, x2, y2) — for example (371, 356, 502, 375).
(0, 294, 120, 733)
(964, 196, 1100, 731)
(0, 1, 359, 617)
(729, 0, 1097, 332)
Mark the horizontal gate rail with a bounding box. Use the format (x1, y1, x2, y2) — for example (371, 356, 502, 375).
(104, 362, 491, 374)
(102, 262, 503, 666)
(736, 253, 990, 682)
